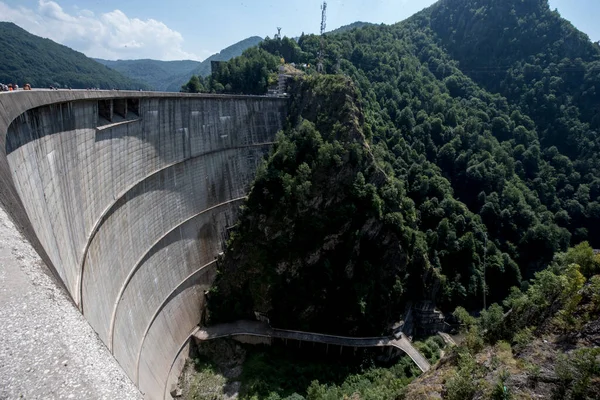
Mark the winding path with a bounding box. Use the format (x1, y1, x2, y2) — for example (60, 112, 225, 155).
(193, 321, 431, 372)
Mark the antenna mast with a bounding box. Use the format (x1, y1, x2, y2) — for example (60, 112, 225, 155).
(320, 2, 327, 35)
(318, 1, 327, 73)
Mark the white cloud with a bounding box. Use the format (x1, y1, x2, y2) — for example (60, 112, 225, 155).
(0, 0, 202, 60)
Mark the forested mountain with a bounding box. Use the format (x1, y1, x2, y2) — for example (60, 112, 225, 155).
(0, 22, 148, 90)
(94, 36, 263, 91)
(206, 0, 600, 339)
(164, 36, 263, 91)
(327, 21, 374, 35)
(94, 58, 200, 91)
(421, 0, 600, 245)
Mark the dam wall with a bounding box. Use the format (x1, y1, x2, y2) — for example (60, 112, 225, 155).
(0, 90, 287, 399)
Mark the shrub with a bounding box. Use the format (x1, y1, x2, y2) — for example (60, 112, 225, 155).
(445, 371, 478, 400)
(511, 327, 534, 351)
(490, 371, 512, 400)
(445, 351, 480, 400)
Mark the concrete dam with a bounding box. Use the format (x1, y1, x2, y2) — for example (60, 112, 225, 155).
(0, 90, 287, 399)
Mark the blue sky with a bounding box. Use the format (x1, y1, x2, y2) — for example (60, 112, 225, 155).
(0, 0, 598, 61)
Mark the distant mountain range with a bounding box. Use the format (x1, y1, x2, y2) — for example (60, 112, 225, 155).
(0, 22, 148, 90)
(96, 25, 379, 92)
(0, 19, 374, 93)
(92, 59, 201, 92)
(0, 19, 262, 92)
(96, 36, 264, 92)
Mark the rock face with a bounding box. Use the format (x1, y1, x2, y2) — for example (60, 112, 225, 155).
(0, 90, 287, 399)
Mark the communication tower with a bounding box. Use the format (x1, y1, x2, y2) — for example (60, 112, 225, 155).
(320, 2, 327, 35)
(318, 2, 327, 73)
(276, 27, 282, 40)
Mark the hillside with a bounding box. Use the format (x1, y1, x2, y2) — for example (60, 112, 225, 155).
(0, 22, 148, 90)
(92, 36, 263, 92)
(327, 21, 374, 35)
(94, 58, 200, 91)
(210, 75, 414, 335)
(405, 243, 600, 399)
(164, 36, 263, 92)
(205, 0, 600, 339)
(416, 0, 600, 261)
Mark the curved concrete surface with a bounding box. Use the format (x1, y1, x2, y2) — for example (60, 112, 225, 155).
(133, 260, 217, 385)
(0, 90, 287, 399)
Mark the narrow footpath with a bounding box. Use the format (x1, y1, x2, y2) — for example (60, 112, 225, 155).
(194, 320, 431, 372)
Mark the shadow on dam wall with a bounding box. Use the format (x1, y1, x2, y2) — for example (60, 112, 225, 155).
(0, 91, 288, 399)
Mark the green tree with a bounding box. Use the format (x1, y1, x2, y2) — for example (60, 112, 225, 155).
(554, 241, 600, 277)
(181, 75, 204, 93)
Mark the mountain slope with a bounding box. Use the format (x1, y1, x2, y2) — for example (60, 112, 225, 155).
(94, 59, 200, 91)
(90, 36, 263, 92)
(409, 0, 600, 246)
(0, 22, 148, 89)
(406, 243, 600, 399)
(164, 36, 263, 92)
(327, 21, 374, 35)
(206, 0, 600, 335)
(423, 0, 600, 139)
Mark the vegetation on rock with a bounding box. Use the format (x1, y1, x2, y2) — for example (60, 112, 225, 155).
(210, 75, 426, 335)
(181, 339, 420, 400)
(406, 243, 600, 399)
(208, 0, 600, 334)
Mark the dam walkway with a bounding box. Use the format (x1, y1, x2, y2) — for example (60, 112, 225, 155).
(193, 321, 431, 372)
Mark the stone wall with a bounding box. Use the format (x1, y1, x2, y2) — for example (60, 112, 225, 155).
(0, 91, 287, 399)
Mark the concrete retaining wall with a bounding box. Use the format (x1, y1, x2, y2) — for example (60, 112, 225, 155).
(0, 90, 287, 399)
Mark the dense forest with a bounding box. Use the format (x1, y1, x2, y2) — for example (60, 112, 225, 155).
(326, 21, 374, 36)
(208, 0, 600, 338)
(166, 36, 263, 92)
(0, 22, 148, 90)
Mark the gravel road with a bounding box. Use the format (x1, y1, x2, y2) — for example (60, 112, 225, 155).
(0, 205, 142, 400)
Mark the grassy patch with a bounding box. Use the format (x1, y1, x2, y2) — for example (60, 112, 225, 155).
(184, 358, 228, 400)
